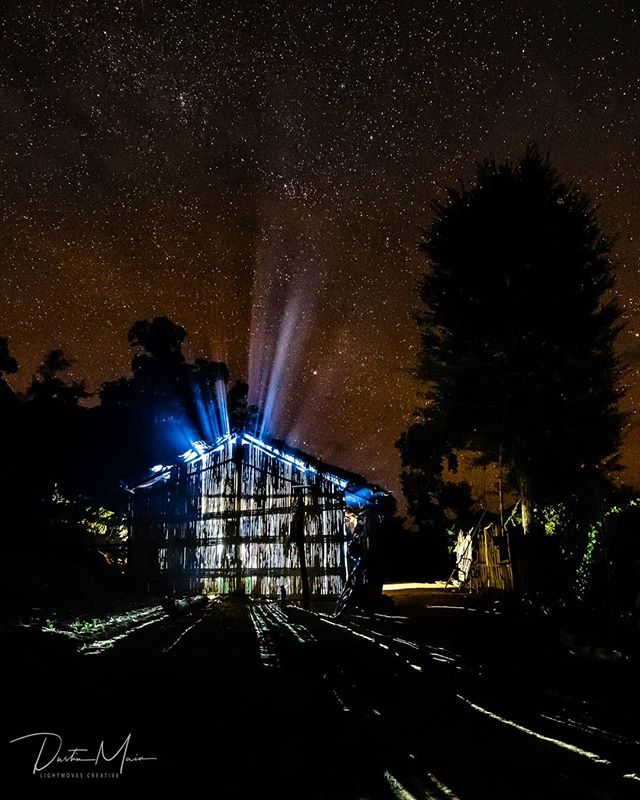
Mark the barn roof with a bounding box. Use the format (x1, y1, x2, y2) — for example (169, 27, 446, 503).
(134, 428, 389, 509)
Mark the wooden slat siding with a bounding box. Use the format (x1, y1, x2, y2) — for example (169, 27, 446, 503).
(457, 524, 514, 593)
(454, 529, 474, 584)
(130, 437, 348, 596)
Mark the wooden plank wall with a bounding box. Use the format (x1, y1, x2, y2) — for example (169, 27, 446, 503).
(130, 438, 348, 596)
(456, 524, 514, 593)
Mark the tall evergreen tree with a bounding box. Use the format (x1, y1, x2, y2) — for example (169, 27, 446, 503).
(399, 147, 624, 554)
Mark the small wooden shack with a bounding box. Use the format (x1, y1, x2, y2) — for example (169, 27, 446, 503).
(454, 523, 514, 593)
(128, 429, 387, 597)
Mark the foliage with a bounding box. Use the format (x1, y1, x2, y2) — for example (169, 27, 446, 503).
(574, 496, 640, 610)
(88, 315, 230, 494)
(399, 146, 625, 572)
(228, 378, 259, 431)
(25, 348, 89, 406)
(0, 346, 90, 514)
(51, 486, 128, 565)
(0, 336, 18, 377)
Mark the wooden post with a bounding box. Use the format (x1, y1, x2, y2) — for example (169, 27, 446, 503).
(498, 444, 505, 531)
(125, 489, 134, 583)
(233, 438, 244, 592)
(292, 486, 311, 610)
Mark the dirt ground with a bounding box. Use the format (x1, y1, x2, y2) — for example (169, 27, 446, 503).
(2, 587, 639, 798)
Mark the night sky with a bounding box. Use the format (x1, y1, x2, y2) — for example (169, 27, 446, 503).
(2, 1, 640, 501)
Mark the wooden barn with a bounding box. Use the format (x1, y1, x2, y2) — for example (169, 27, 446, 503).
(127, 429, 387, 597)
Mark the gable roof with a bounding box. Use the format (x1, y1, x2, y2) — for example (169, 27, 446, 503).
(133, 428, 389, 508)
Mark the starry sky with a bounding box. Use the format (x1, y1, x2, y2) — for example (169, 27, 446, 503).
(2, 0, 640, 502)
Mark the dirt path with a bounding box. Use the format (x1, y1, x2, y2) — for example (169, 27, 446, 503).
(4, 592, 639, 798)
